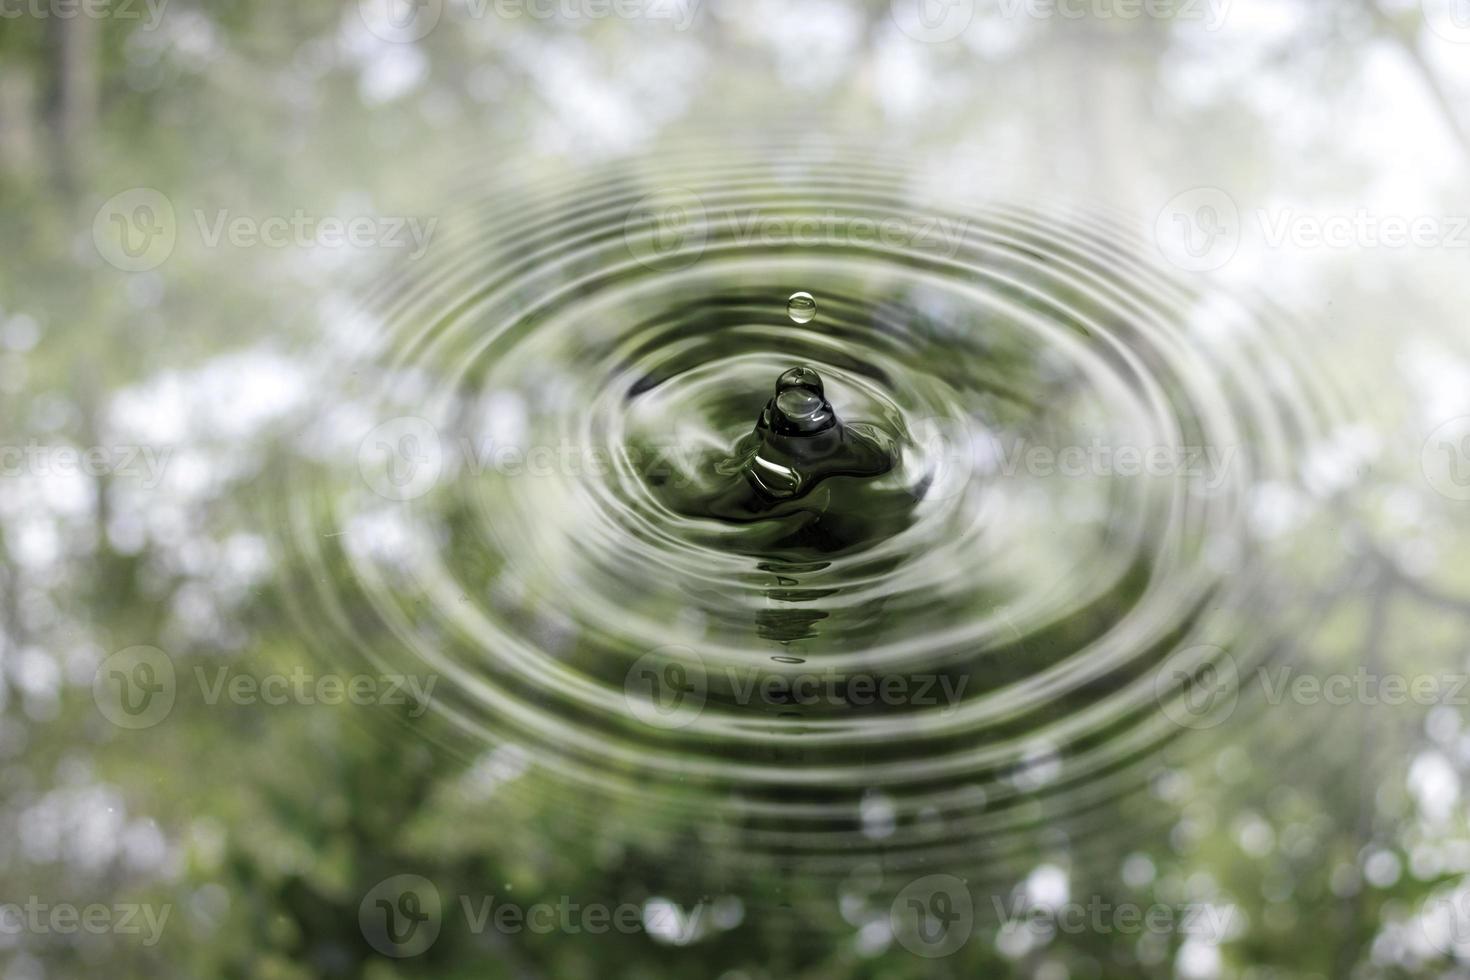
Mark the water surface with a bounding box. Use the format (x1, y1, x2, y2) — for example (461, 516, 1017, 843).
(279, 148, 1366, 887)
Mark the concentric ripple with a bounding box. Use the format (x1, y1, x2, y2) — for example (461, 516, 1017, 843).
(277, 146, 1364, 882)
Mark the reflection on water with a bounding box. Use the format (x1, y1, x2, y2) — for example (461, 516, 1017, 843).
(664, 362, 904, 545)
(7, 2, 1470, 972)
(277, 147, 1369, 889)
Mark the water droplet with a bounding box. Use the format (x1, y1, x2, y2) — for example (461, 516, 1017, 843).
(776, 365, 823, 397)
(786, 291, 817, 324)
(775, 388, 825, 423)
(772, 655, 806, 664)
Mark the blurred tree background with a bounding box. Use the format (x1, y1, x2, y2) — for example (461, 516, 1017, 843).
(3, 1, 1470, 977)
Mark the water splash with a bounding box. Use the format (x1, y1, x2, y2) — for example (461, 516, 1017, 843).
(277, 147, 1364, 884)
(655, 364, 909, 556)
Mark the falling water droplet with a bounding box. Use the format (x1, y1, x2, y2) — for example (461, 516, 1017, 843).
(786, 291, 817, 324)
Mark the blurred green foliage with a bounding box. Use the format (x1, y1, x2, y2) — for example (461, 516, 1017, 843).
(3, 2, 1470, 978)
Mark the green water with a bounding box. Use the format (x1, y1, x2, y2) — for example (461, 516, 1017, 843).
(283, 151, 1361, 896)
